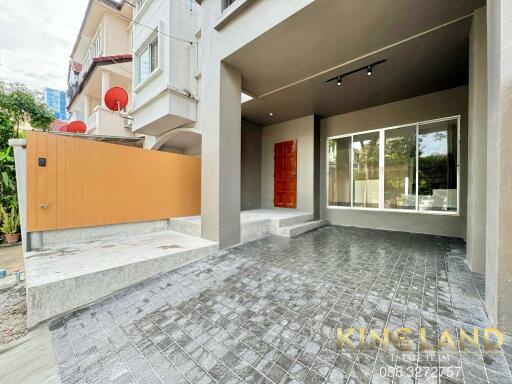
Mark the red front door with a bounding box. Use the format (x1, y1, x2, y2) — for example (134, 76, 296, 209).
(274, 140, 297, 208)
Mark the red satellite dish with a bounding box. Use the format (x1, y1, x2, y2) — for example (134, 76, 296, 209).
(104, 87, 129, 112)
(58, 124, 68, 132)
(66, 121, 86, 133)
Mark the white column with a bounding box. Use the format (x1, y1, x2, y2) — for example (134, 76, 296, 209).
(8, 139, 28, 252)
(485, 0, 512, 333)
(83, 94, 91, 119)
(101, 69, 111, 108)
(466, 7, 487, 273)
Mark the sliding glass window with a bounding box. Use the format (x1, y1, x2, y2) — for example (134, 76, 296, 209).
(353, 132, 380, 208)
(418, 119, 458, 212)
(327, 116, 459, 215)
(328, 137, 351, 207)
(384, 125, 416, 210)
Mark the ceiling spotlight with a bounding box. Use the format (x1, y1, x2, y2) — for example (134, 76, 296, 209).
(326, 59, 385, 85)
(268, 112, 275, 117)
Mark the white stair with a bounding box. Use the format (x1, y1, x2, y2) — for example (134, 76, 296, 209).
(275, 220, 328, 238)
(168, 210, 327, 243)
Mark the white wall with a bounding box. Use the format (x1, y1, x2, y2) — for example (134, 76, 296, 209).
(320, 86, 468, 238)
(104, 12, 131, 56)
(131, 0, 200, 138)
(261, 115, 315, 212)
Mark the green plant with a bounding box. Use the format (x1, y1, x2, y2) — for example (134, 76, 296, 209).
(0, 82, 54, 133)
(0, 205, 20, 235)
(0, 146, 17, 210)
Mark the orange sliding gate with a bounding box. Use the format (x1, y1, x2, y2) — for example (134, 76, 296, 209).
(26, 131, 201, 232)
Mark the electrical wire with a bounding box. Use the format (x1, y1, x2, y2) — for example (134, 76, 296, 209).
(97, 0, 196, 45)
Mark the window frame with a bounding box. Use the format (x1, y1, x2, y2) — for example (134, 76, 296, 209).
(134, 28, 161, 90)
(326, 115, 461, 216)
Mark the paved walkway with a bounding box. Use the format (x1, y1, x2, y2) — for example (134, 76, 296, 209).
(49, 226, 512, 383)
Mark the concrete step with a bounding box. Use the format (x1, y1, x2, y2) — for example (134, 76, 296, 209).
(168, 217, 201, 237)
(276, 220, 328, 238)
(24, 230, 218, 328)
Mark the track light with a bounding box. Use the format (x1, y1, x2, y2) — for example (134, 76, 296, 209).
(326, 59, 386, 85)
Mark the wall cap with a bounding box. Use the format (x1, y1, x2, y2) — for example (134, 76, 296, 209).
(9, 138, 27, 147)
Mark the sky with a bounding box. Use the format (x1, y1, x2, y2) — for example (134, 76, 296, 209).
(0, 0, 89, 92)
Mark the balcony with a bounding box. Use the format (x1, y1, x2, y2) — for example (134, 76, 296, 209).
(85, 106, 132, 137)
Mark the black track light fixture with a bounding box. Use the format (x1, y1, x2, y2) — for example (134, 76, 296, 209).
(326, 59, 386, 85)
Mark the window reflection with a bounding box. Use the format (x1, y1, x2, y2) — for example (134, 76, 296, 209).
(328, 137, 351, 207)
(384, 126, 416, 210)
(353, 132, 380, 208)
(418, 119, 458, 212)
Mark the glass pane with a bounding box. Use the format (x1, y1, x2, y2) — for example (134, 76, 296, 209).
(418, 119, 458, 212)
(384, 126, 417, 210)
(150, 39, 158, 72)
(138, 47, 150, 83)
(353, 132, 380, 208)
(328, 137, 351, 207)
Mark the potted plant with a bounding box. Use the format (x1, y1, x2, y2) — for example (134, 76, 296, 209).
(0, 206, 20, 244)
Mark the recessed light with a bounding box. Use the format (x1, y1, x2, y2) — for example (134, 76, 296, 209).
(268, 112, 275, 117)
(337, 77, 342, 86)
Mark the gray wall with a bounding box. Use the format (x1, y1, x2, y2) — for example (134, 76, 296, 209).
(241, 119, 262, 210)
(466, 7, 487, 272)
(320, 86, 469, 238)
(261, 115, 315, 212)
(485, 0, 512, 332)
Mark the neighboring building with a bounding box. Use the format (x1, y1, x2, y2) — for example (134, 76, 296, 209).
(66, 0, 134, 137)
(43, 88, 67, 120)
(130, 0, 201, 154)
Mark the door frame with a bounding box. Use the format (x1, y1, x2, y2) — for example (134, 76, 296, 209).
(273, 139, 297, 209)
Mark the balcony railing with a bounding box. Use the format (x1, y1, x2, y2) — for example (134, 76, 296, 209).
(67, 81, 79, 105)
(85, 111, 98, 133)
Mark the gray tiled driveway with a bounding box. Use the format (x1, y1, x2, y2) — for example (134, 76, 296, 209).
(49, 226, 512, 383)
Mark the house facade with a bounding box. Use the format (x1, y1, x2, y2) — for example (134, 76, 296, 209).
(66, 0, 134, 137)
(192, 0, 512, 333)
(48, 0, 511, 333)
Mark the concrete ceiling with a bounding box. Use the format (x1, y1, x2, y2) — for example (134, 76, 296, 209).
(241, 18, 471, 125)
(226, 0, 484, 126)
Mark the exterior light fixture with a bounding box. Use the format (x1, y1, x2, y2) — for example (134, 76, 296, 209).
(326, 59, 386, 85)
(268, 112, 275, 117)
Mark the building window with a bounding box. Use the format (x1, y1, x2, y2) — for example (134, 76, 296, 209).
(134, 0, 147, 12)
(327, 116, 459, 214)
(137, 37, 158, 84)
(92, 31, 102, 57)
